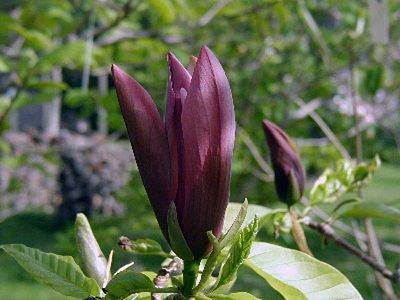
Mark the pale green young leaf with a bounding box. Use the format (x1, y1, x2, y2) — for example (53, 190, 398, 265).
(216, 217, 258, 289)
(223, 202, 285, 233)
(0, 244, 100, 298)
(219, 199, 248, 248)
(245, 242, 362, 300)
(75, 213, 109, 287)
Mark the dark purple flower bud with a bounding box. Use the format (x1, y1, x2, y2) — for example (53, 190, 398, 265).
(112, 46, 235, 259)
(262, 120, 305, 207)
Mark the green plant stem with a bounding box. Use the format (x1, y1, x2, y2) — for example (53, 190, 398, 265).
(193, 250, 219, 295)
(289, 207, 313, 256)
(182, 259, 200, 297)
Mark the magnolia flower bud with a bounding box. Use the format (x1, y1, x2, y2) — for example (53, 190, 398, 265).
(112, 46, 235, 259)
(262, 120, 305, 206)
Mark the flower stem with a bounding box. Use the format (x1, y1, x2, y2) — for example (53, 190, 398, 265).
(289, 207, 313, 256)
(182, 259, 200, 297)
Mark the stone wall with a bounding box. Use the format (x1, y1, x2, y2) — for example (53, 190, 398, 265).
(0, 130, 134, 223)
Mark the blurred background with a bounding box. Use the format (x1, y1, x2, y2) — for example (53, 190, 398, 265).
(0, 0, 399, 299)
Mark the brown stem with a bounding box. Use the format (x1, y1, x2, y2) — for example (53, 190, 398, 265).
(290, 95, 351, 161)
(349, 42, 396, 298)
(301, 198, 400, 254)
(304, 218, 400, 283)
(289, 208, 313, 256)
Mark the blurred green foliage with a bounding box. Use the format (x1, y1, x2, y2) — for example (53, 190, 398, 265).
(1, 0, 399, 172)
(1, 0, 400, 298)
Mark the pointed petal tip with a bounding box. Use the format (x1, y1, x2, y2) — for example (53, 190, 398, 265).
(111, 64, 127, 81)
(111, 63, 121, 72)
(187, 56, 198, 76)
(199, 45, 217, 62)
(262, 119, 274, 129)
(200, 45, 211, 53)
(167, 52, 183, 65)
(262, 120, 283, 139)
(111, 64, 117, 75)
(167, 52, 175, 61)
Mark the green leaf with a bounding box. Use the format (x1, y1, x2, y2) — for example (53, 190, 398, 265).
(217, 217, 258, 289)
(167, 202, 194, 260)
(33, 41, 87, 73)
(209, 292, 261, 299)
(0, 244, 100, 298)
(75, 213, 109, 286)
(148, 0, 175, 23)
(8, 25, 53, 50)
(338, 202, 400, 223)
(223, 202, 285, 233)
(309, 157, 380, 205)
(118, 237, 169, 257)
(105, 271, 155, 300)
(245, 242, 362, 300)
(219, 199, 248, 248)
(309, 169, 344, 204)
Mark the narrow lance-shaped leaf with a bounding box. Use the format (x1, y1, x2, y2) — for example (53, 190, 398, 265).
(219, 199, 248, 248)
(0, 244, 100, 298)
(216, 216, 258, 289)
(223, 202, 286, 233)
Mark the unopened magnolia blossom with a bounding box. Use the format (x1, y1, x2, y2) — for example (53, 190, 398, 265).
(112, 46, 235, 259)
(262, 120, 305, 206)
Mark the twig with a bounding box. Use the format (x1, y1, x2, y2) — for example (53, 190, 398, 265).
(197, 0, 231, 27)
(290, 208, 313, 256)
(290, 95, 351, 160)
(152, 258, 182, 300)
(297, 0, 332, 70)
(96, 29, 157, 46)
(304, 218, 400, 283)
(349, 43, 397, 299)
(81, 12, 95, 94)
(302, 198, 400, 254)
(93, 0, 135, 40)
(238, 126, 273, 177)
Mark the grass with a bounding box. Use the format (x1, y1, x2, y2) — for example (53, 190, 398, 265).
(0, 164, 399, 299)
